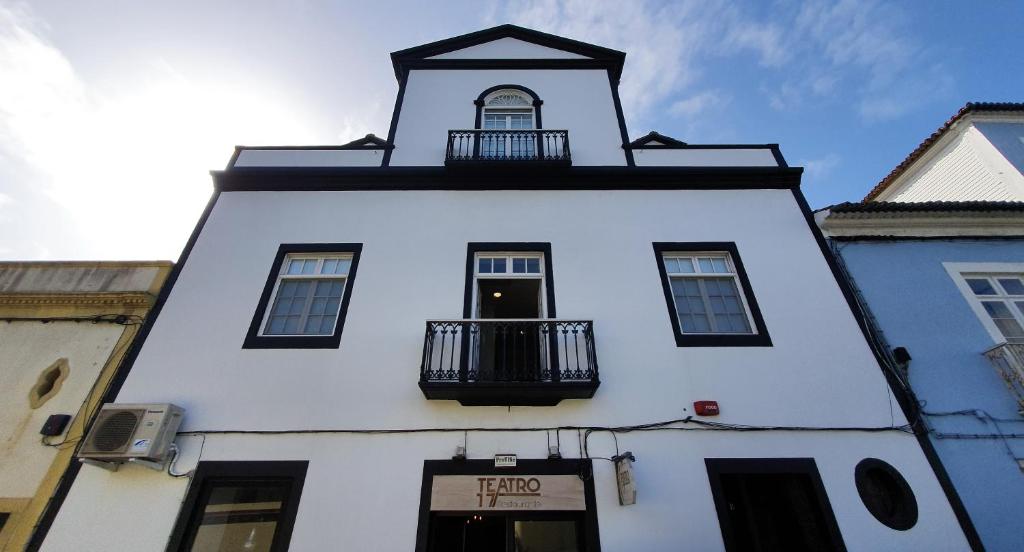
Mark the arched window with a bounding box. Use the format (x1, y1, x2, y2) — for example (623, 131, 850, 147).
(481, 89, 535, 131)
(473, 85, 543, 160)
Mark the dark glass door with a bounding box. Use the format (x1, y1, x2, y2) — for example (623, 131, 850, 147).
(429, 513, 583, 552)
(477, 279, 542, 381)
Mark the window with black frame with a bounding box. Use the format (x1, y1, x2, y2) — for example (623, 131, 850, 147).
(167, 461, 307, 552)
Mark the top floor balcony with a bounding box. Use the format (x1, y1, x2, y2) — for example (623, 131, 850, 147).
(445, 129, 571, 167)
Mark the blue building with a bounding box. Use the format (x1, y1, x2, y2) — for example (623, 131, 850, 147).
(819, 103, 1024, 552)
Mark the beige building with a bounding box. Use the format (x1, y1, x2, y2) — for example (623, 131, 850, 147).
(0, 261, 171, 551)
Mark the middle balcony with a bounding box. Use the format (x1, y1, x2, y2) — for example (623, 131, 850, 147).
(419, 319, 599, 406)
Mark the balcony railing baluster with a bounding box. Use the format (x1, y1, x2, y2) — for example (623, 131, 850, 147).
(421, 320, 597, 385)
(983, 343, 1024, 414)
(445, 130, 571, 165)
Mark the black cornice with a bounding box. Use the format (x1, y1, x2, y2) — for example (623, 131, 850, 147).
(213, 166, 803, 191)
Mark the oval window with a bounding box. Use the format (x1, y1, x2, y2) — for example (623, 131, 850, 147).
(855, 458, 918, 530)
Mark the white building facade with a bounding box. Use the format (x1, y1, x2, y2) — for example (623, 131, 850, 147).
(39, 26, 974, 551)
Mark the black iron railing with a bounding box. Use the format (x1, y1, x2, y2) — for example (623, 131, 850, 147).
(445, 130, 571, 164)
(421, 320, 597, 384)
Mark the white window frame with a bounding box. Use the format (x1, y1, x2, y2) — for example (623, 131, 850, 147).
(472, 252, 546, 319)
(482, 89, 535, 130)
(945, 262, 1024, 344)
(663, 251, 758, 335)
(260, 253, 353, 336)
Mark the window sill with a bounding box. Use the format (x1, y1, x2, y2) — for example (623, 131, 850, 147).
(673, 333, 772, 347)
(242, 334, 342, 349)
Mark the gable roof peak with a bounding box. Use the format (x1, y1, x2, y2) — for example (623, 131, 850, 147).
(389, 23, 626, 81)
(628, 131, 688, 148)
(863, 101, 1024, 201)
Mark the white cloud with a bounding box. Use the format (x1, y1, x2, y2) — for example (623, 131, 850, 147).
(669, 91, 726, 118)
(801, 153, 841, 182)
(496, 0, 940, 130)
(0, 4, 322, 260)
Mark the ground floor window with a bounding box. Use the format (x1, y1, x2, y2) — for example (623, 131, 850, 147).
(705, 458, 845, 552)
(167, 461, 308, 552)
(416, 459, 599, 552)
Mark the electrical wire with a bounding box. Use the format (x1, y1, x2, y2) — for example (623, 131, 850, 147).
(178, 416, 912, 438)
(2, 314, 144, 325)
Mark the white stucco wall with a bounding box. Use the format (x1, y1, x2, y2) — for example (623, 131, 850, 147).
(233, 148, 384, 167)
(116, 189, 900, 431)
(389, 69, 627, 166)
(46, 430, 965, 552)
(40, 188, 971, 550)
(427, 37, 590, 60)
(633, 148, 780, 167)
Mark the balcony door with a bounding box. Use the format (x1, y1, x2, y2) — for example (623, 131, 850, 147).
(481, 95, 535, 159)
(474, 254, 546, 382)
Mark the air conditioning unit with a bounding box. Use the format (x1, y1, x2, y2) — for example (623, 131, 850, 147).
(78, 403, 184, 466)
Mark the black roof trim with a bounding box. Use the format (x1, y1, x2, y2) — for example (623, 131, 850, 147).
(214, 166, 803, 192)
(830, 201, 1024, 214)
(623, 137, 788, 167)
(340, 133, 389, 148)
(390, 24, 626, 81)
(628, 131, 688, 148)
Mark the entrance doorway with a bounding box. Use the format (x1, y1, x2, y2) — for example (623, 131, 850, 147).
(429, 513, 583, 552)
(706, 459, 845, 552)
(416, 460, 600, 552)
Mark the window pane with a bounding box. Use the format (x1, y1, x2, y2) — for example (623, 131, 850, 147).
(187, 482, 287, 552)
(526, 258, 540, 273)
(711, 258, 729, 273)
(492, 258, 507, 273)
(995, 318, 1024, 339)
(983, 301, 1013, 318)
(674, 258, 695, 273)
(514, 520, 578, 552)
(321, 259, 337, 274)
(483, 114, 506, 130)
(967, 278, 997, 295)
(705, 277, 751, 333)
(663, 258, 679, 273)
(698, 258, 715, 273)
(334, 259, 351, 274)
(672, 278, 710, 333)
(301, 259, 316, 275)
(478, 258, 492, 273)
(513, 258, 526, 273)
(286, 260, 304, 275)
(998, 278, 1024, 295)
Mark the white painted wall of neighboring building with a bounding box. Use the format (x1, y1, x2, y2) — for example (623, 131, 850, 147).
(427, 37, 590, 59)
(233, 148, 384, 167)
(877, 121, 1024, 202)
(633, 148, 779, 167)
(390, 69, 627, 166)
(0, 322, 122, 497)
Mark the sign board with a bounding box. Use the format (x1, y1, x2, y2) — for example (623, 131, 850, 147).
(494, 454, 517, 467)
(430, 475, 585, 511)
(615, 455, 636, 506)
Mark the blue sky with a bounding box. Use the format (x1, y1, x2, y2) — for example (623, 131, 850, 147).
(1, 0, 1022, 260)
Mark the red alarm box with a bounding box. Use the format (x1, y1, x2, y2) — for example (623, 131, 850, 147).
(693, 400, 720, 416)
